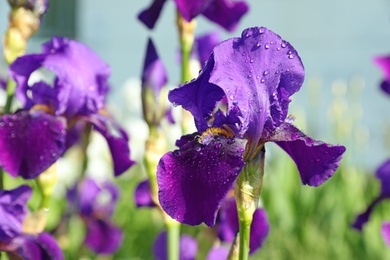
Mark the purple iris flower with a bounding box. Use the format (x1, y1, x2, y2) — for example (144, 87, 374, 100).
(138, 0, 249, 32)
(217, 196, 269, 254)
(194, 31, 222, 68)
(157, 27, 346, 227)
(4, 36, 135, 178)
(68, 177, 122, 254)
(134, 179, 155, 208)
(373, 55, 390, 95)
(0, 185, 63, 259)
(352, 159, 390, 230)
(153, 231, 198, 260)
(382, 222, 390, 247)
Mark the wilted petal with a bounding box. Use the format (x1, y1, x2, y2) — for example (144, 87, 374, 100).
(382, 222, 390, 247)
(10, 37, 110, 117)
(134, 179, 154, 208)
(157, 136, 246, 226)
(138, 0, 167, 29)
(0, 185, 32, 242)
(202, 0, 249, 32)
(218, 197, 269, 254)
(89, 114, 136, 176)
(268, 122, 346, 186)
(352, 198, 381, 230)
(84, 218, 123, 254)
(374, 55, 390, 96)
(0, 110, 66, 179)
(153, 231, 198, 260)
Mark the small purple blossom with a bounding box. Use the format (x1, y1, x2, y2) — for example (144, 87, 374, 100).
(381, 222, 390, 247)
(134, 179, 154, 208)
(157, 27, 346, 226)
(0, 185, 63, 259)
(68, 178, 123, 254)
(138, 0, 249, 32)
(373, 55, 390, 95)
(4, 36, 135, 178)
(194, 31, 222, 68)
(217, 197, 269, 254)
(153, 231, 198, 260)
(353, 159, 390, 230)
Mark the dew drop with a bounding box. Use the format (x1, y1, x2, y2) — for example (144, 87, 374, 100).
(172, 150, 181, 156)
(242, 53, 246, 56)
(277, 47, 281, 51)
(261, 78, 266, 83)
(237, 148, 244, 153)
(265, 44, 270, 50)
(195, 146, 201, 152)
(256, 43, 261, 47)
(227, 139, 235, 144)
(259, 27, 265, 34)
(288, 54, 294, 59)
(248, 74, 252, 78)
(263, 70, 269, 76)
(229, 94, 234, 100)
(250, 59, 254, 63)
(215, 143, 222, 149)
(281, 41, 287, 48)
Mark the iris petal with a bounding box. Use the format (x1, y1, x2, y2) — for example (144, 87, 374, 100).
(138, 0, 167, 30)
(134, 179, 154, 208)
(0, 110, 66, 179)
(269, 122, 346, 186)
(373, 55, 390, 95)
(382, 222, 390, 247)
(157, 137, 246, 226)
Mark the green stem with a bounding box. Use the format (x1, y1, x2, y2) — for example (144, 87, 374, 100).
(166, 218, 180, 260)
(4, 79, 16, 114)
(0, 168, 4, 190)
(234, 147, 265, 260)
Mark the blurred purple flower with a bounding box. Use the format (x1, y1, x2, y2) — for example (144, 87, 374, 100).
(134, 179, 154, 208)
(138, 0, 249, 32)
(374, 55, 390, 95)
(381, 222, 390, 247)
(4, 37, 135, 178)
(194, 31, 222, 68)
(353, 159, 390, 230)
(217, 197, 269, 254)
(68, 178, 123, 254)
(157, 27, 346, 226)
(0, 185, 63, 259)
(153, 231, 198, 260)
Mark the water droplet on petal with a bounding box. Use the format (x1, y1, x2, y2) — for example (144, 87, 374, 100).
(261, 78, 266, 83)
(172, 150, 181, 156)
(227, 139, 235, 144)
(259, 27, 265, 34)
(229, 94, 234, 100)
(288, 54, 294, 59)
(195, 146, 201, 152)
(250, 59, 254, 63)
(215, 143, 222, 149)
(265, 44, 270, 50)
(281, 41, 287, 48)
(263, 70, 269, 76)
(256, 43, 261, 47)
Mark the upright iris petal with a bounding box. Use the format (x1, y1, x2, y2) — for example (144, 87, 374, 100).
(0, 186, 63, 259)
(138, 0, 249, 32)
(194, 31, 221, 67)
(158, 26, 345, 226)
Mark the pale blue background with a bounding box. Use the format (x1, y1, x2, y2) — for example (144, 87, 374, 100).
(1, 0, 390, 169)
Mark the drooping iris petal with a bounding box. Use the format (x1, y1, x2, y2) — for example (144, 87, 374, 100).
(157, 137, 246, 226)
(218, 197, 269, 254)
(153, 231, 198, 260)
(10, 36, 111, 117)
(0, 185, 32, 243)
(194, 31, 221, 67)
(202, 0, 249, 32)
(209, 27, 305, 144)
(134, 179, 154, 208)
(268, 122, 346, 186)
(174, 0, 212, 22)
(14, 233, 64, 260)
(0, 110, 66, 179)
(88, 114, 136, 176)
(373, 55, 390, 95)
(382, 222, 390, 247)
(138, 0, 167, 29)
(353, 159, 390, 230)
(84, 218, 123, 254)
(168, 57, 225, 132)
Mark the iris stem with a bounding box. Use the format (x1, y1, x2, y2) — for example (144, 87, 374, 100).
(4, 79, 16, 114)
(0, 168, 4, 190)
(234, 147, 265, 260)
(166, 217, 180, 260)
